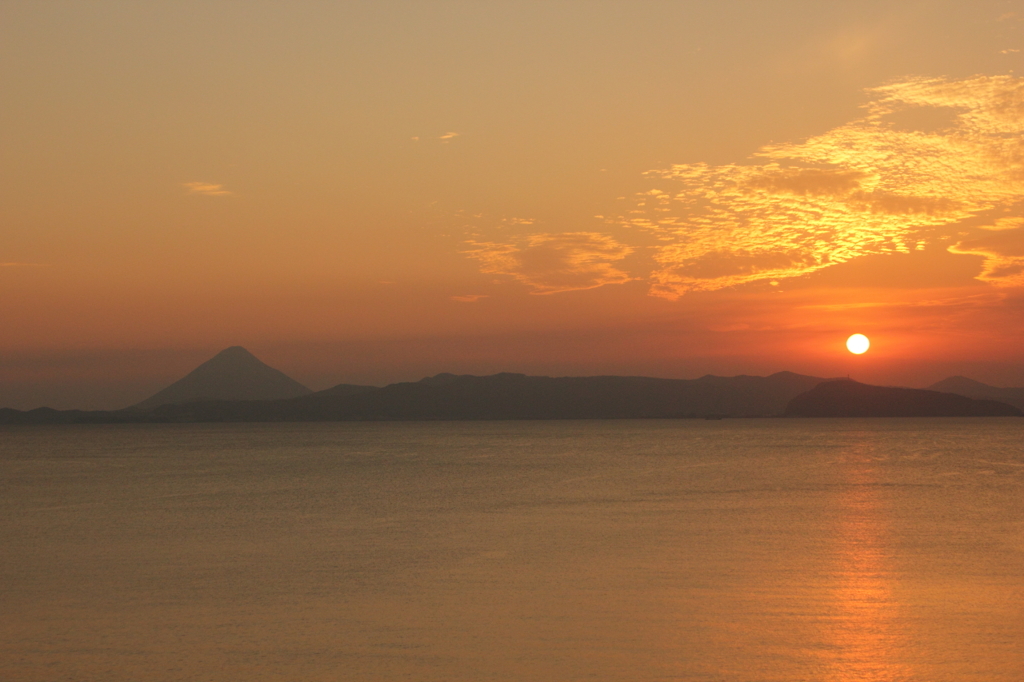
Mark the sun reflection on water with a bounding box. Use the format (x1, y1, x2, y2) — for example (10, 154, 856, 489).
(821, 459, 912, 682)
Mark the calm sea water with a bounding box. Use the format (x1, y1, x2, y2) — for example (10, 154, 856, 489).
(2, 419, 1023, 682)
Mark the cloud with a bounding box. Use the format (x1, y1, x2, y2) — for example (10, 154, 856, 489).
(439, 132, 459, 143)
(980, 216, 1024, 231)
(744, 168, 870, 197)
(949, 226, 1024, 286)
(618, 75, 1024, 298)
(451, 294, 489, 302)
(0, 262, 47, 267)
(461, 232, 634, 294)
(454, 76, 1024, 298)
(183, 181, 233, 196)
(799, 291, 1006, 312)
(1001, 49, 1020, 54)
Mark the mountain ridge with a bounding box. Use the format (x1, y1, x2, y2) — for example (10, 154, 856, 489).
(4, 348, 1023, 423)
(785, 379, 1021, 417)
(3, 369, 831, 423)
(927, 376, 1024, 411)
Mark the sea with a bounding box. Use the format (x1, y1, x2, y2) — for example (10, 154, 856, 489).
(2, 419, 1022, 682)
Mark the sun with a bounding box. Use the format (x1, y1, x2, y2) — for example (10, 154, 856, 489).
(846, 333, 870, 355)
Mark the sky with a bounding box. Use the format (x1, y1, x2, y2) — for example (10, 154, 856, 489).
(2, 0, 1024, 409)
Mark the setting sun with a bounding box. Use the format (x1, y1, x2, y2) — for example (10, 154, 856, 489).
(846, 334, 871, 355)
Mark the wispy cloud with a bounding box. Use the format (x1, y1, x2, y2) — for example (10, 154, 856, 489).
(451, 294, 489, 302)
(0, 262, 48, 267)
(462, 232, 634, 294)
(799, 291, 1006, 312)
(949, 228, 1024, 286)
(617, 75, 1024, 297)
(438, 132, 459, 143)
(183, 181, 233, 196)
(980, 217, 1024, 231)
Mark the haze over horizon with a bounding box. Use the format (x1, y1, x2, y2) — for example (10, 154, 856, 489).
(3, 1, 1024, 410)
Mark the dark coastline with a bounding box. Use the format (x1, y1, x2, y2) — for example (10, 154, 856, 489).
(2, 373, 1020, 424)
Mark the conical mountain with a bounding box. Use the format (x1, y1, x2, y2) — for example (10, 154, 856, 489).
(928, 375, 994, 394)
(131, 346, 312, 410)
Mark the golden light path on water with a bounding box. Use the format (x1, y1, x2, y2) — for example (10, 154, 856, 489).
(820, 458, 912, 682)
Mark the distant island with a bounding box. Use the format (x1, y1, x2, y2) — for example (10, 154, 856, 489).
(784, 379, 1022, 417)
(1, 347, 1021, 424)
(927, 376, 1024, 411)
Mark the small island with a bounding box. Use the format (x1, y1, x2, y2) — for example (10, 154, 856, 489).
(784, 379, 1022, 418)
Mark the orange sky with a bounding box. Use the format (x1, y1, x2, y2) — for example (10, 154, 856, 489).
(2, 1, 1024, 409)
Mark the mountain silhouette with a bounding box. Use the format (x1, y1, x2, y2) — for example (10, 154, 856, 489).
(14, 370, 1019, 424)
(927, 376, 1024, 411)
(353, 370, 828, 420)
(2, 369, 829, 423)
(130, 370, 827, 421)
(785, 379, 1021, 417)
(130, 346, 312, 410)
